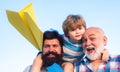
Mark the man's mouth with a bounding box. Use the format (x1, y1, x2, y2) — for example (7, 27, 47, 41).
(47, 54, 55, 58)
(86, 47, 95, 53)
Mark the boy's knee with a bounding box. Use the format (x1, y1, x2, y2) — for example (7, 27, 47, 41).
(62, 62, 74, 72)
(62, 62, 74, 69)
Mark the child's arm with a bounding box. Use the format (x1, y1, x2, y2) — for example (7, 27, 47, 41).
(101, 48, 109, 62)
(62, 62, 74, 72)
(31, 54, 42, 72)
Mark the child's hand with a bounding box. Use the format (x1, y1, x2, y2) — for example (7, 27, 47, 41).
(101, 49, 109, 62)
(31, 54, 43, 72)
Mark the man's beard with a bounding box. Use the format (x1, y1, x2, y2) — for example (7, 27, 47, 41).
(84, 46, 104, 61)
(42, 52, 63, 67)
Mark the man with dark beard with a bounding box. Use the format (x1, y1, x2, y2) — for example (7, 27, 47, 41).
(23, 30, 64, 72)
(74, 27, 120, 72)
(42, 51, 63, 67)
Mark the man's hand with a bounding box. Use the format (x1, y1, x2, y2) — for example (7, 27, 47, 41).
(31, 54, 43, 72)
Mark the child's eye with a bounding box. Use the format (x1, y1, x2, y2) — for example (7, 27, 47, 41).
(70, 29, 75, 31)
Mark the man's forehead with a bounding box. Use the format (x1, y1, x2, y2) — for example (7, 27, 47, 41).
(83, 33, 96, 38)
(83, 28, 101, 37)
(44, 39, 59, 44)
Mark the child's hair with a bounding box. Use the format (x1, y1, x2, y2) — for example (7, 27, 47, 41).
(62, 15, 86, 37)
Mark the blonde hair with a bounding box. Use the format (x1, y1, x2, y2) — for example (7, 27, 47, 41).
(62, 15, 86, 37)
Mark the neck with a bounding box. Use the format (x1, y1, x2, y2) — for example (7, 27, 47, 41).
(91, 55, 101, 61)
(90, 55, 103, 72)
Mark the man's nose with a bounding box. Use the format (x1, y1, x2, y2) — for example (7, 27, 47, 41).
(49, 46, 55, 52)
(84, 39, 91, 46)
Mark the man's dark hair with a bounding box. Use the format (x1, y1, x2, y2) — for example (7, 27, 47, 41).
(42, 30, 63, 53)
(40, 30, 64, 67)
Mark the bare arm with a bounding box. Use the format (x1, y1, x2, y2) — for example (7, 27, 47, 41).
(31, 54, 43, 72)
(62, 62, 74, 72)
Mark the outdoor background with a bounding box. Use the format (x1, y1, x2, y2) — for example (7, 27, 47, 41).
(0, 0, 120, 72)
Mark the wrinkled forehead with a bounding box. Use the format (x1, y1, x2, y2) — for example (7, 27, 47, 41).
(83, 28, 103, 37)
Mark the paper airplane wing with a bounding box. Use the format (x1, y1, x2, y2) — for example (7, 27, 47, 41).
(19, 3, 37, 25)
(6, 3, 43, 50)
(24, 12, 43, 50)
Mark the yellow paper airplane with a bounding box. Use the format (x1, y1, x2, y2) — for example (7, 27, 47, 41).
(6, 3, 43, 50)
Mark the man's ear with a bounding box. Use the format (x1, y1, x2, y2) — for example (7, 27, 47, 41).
(103, 36, 107, 46)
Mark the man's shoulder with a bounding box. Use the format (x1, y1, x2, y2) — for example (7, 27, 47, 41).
(109, 54, 120, 58)
(74, 59, 85, 65)
(109, 54, 120, 61)
(23, 65, 32, 72)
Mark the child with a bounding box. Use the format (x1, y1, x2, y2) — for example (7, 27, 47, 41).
(61, 15, 86, 72)
(62, 15, 86, 63)
(32, 15, 108, 72)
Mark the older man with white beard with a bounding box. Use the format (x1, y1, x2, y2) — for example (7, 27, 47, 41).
(74, 27, 120, 72)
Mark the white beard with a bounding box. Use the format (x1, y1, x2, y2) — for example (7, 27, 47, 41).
(84, 46, 104, 61)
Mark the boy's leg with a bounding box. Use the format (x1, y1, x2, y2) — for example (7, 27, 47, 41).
(62, 62, 74, 72)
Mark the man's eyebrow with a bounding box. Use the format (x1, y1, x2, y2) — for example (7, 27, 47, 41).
(88, 34, 96, 37)
(82, 34, 96, 39)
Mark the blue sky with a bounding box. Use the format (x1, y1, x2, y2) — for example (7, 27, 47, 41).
(0, 0, 120, 72)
